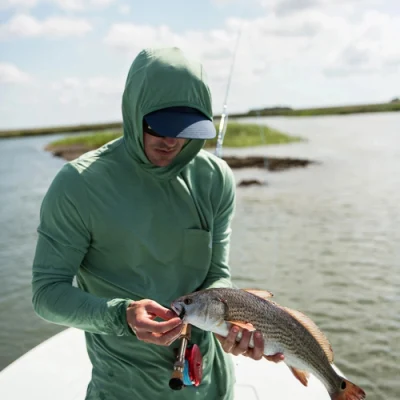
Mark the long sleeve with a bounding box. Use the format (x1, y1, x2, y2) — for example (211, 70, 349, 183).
(200, 164, 236, 290)
(31, 164, 132, 336)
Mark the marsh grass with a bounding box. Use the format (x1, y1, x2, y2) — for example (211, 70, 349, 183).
(2, 101, 398, 139)
(45, 122, 302, 151)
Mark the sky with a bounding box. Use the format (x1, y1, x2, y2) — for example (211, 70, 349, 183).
(1, 0, 399, 129)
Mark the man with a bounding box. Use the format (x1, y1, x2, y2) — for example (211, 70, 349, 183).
(32, 47, 282, 400)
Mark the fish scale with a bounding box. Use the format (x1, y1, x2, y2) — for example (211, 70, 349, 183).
(224, 290, 338, 386)
(171, 287, 366, 400)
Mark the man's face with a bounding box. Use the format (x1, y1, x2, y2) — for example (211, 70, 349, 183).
(143, 131, 187, 167)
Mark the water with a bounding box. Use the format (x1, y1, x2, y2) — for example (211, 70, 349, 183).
(1, 113, 399, 399)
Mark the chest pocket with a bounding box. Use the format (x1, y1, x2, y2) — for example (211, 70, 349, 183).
(183, 229, 212, 272)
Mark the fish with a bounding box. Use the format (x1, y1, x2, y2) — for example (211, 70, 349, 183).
(171, 287, 366, 400)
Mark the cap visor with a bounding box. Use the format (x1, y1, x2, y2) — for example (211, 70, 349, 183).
(144, 109, 216, 139)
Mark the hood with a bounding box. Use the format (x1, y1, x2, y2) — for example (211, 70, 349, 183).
(121, 47, 214, 179)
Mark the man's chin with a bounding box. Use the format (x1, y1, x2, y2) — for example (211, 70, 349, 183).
(150, 152, 177, 167)
(152, 158, 174, 167)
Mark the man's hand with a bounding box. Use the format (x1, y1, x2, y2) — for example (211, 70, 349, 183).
(126, 299, 182, 346)
(215, 325, 284, 363)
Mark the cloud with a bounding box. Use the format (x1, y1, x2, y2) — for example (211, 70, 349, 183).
(323, 10, 400, 76)
(102, 6, 400, 112)
(0, 63, 32, 84)
(0, 0, 115, 11)
(51, 76, 124, 105)
(102, 12, 330, 82)
(117, 4, 130, 15)
(103, 21, 246, 98)
(259, 0, 385, 16)
(2, 0, 399, 130)
(268, 0, 320, 16)
(104, 23, 179, 52)
(0, 14, 93, 39)
(0, 0, 39, 9)
(261, 16, 322, 37)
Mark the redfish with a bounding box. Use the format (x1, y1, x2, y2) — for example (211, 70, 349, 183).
(171, 287, 366, 400)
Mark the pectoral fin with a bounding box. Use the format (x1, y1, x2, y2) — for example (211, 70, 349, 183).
(227, 320, 256, 331)
(289, 367, 310, 387)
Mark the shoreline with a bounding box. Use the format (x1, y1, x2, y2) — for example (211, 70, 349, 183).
(1, 101, 399, 139)
(46, 143, 316, 172)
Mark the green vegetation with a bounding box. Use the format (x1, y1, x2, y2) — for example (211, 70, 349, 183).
(47, 131, 120, 149)
(1, 100, 399, 139)
(239, 100, 400, 118)
(46, 122, 302, 151)
(0, 123, 122, 139)
(206, 122, 302, 147)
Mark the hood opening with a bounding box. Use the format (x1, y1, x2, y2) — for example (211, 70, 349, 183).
(121, 47, 214, 179)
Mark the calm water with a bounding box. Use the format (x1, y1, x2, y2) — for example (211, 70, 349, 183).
(1, 113, 399, 399)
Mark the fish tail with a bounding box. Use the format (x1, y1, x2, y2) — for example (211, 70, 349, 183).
(330, 378, 366, 400)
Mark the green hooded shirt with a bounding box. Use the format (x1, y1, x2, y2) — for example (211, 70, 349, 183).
(32, 47, 237, 399)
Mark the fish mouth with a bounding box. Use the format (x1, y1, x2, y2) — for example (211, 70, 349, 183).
(171, 303, 185, 320)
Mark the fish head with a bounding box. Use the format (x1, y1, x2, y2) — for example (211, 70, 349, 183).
(171, 290, 227, 331)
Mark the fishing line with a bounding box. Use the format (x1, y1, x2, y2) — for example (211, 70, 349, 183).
(214, 16, 280, 285)
(215, 20, 244, 158)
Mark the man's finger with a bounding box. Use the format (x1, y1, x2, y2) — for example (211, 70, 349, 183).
(222, 326, 240, 353)
(243, 348, 253, 358)
(145, 302, 177, 320)
(264, 353, 285, 363)
(251, 331, 264, 360)
(232, 329, 251, 356)
(135, 324, 183, 346)
(135, 316, 182, 334)
(161, 325, 185, 347)
(214, 334, 224, 342)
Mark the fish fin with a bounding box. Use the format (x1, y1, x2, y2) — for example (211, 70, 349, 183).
(288, 366, 309, 387)
(227, 321, 256, 331)
(281, 306, 334, 363)
(244, 289, 274, 299)
(330, 378, 366, 400)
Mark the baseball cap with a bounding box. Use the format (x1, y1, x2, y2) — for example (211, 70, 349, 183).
(143, 106, 216, 139)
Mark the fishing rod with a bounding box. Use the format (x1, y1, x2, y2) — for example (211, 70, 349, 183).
(215, 21, 244, 158)
(169, 324, 191, 390)
(214, 22, 277, 274)
(169, 324, 202, 390)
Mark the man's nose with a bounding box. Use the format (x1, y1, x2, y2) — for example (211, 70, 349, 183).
(163, 137, 178, 146)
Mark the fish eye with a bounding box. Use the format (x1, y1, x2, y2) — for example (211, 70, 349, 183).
(184, 298, 192, 305)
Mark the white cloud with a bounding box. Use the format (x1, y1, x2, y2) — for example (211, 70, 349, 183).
(117, 4, 130, 15)
(104, 23, 180, 52)
(86, 76, 123, 95)
(0, 62, 32, 84)
(0, 0, 115, 11)
(53, 0, 86, 11)
(323, 10, 400, 76)
(215, 0, 385, 16)
(103, 6, 400, 111)
(262, 0, 320, 16)
(259, 0, 384, 15)
(1, 0, 399, 129)
(0, 14, 93, 39)
(90, 0, 114, 6)
(51, 76, 124, 105)
(51, 77, 81, 90)
(0, 0, 39, 8)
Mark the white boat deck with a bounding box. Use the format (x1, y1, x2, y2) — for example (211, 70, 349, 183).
(0, 328, 333, 399)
